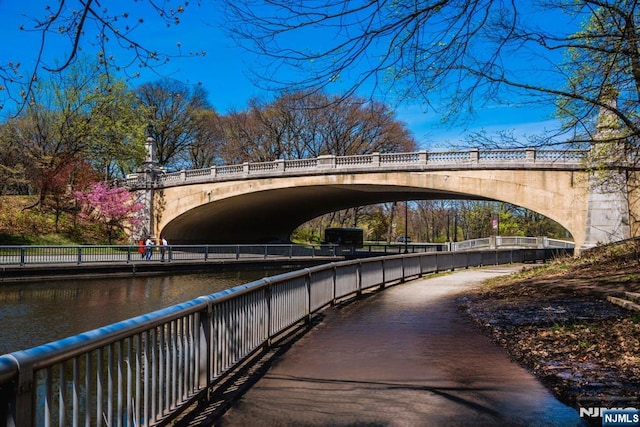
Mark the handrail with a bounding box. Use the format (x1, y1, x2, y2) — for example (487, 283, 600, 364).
(0, 238, 575, 268)
(0, 244, 336, 267)
(0, 248, 571, 427)
(122, 148, 587, 189)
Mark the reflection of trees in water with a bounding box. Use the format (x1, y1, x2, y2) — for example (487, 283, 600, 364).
(0, 269, 288, 354)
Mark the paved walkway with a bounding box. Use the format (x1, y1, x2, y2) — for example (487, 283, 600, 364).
(217, 267, 585, 426)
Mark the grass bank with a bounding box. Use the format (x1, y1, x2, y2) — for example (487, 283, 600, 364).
(459, 239, 640, 417)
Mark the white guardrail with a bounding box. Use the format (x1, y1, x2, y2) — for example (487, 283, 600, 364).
(0, 248, 572, 427)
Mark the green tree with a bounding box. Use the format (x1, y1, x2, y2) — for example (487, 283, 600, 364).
(89, 78, 149, 180)
(0, 122, 30, 195)
(2, 60, 145, 206)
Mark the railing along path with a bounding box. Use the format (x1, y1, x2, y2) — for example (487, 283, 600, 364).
(0, 247, 571, 427)
(0, 237, 574, 267)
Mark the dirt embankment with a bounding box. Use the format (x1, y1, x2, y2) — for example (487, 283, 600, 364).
(459, 241, 640, 412)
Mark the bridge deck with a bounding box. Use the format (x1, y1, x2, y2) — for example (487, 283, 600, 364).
(182, 267, 583, 426)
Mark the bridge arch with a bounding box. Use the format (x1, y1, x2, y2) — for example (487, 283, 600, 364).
(154, 169, 590, 247)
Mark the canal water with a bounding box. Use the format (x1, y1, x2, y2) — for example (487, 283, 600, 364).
(0, 268, 288, 355)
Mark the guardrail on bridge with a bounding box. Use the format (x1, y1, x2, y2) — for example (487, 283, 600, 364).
(122, 148, 587, 189)
(0, 248, 571, 427)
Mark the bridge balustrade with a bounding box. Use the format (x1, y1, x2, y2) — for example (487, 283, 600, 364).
(536, 150, 586, 161)
(283, 158, 318, 169)
(479, 149, 528, 161)
(426, 151, 472, 162)
(123, 149, 587, 189)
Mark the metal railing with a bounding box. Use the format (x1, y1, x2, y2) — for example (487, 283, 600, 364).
(450, 236, 575, 251)
(0, 248, 570, 427)
(0, 238, 574, 268)
(0, 244, 337, 267)
(122, 148, 587, 189)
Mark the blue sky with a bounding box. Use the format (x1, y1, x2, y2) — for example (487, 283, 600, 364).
(0, 1, 576, 149)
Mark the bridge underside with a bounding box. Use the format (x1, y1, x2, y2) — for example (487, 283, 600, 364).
(152, 169, 602, 249)
(161, 184, 487, 244)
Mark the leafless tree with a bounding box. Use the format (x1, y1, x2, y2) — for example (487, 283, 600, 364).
(214, 91, 417, 163)
(222, 0, 640, 148)
(1, 1, 203, 112)
(135, 79, 210, 169)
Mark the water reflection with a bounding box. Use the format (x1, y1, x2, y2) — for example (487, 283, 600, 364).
(0, 269, 286, 355)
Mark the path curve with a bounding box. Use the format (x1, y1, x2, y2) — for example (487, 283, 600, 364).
(219, 266, 585, 426)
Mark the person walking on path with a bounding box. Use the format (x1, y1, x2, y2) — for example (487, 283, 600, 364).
(144, 236, 153, 260)
(160, 236, 168, 262)
(137, 239, 145, 259)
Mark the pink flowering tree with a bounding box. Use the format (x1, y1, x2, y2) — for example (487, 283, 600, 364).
(75, 182, 145, 244)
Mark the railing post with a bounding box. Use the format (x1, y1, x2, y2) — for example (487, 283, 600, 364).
(317, 154, 336, 169)
(236, 245, 240, 260)
(210, 166, 217, 178)
(264, 283, 273, 347)
(275, 159, 285, 172)
(371, 152, 380, 167)
(526, 148, 536, 163)
(20, 247, 25, 267)
(180, 170, 187, 182)
(305, 271, 312, 323)
(332, 263, 338, 302)
(537, 236, 547, 248)
(470, 148, 480, 162)
(77, 247, 82, 265)
(419, 150, 428, 164)
(13, 359, 35, 427)
(243, 162, 250, 176)
(198, 305, 212, 391)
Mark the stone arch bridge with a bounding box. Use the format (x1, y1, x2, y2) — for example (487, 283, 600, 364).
(125, 148, 637, 252)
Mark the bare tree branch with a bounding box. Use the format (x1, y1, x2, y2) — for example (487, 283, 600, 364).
(1, 1, 203, 113)
(221, 0, 640, 148)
